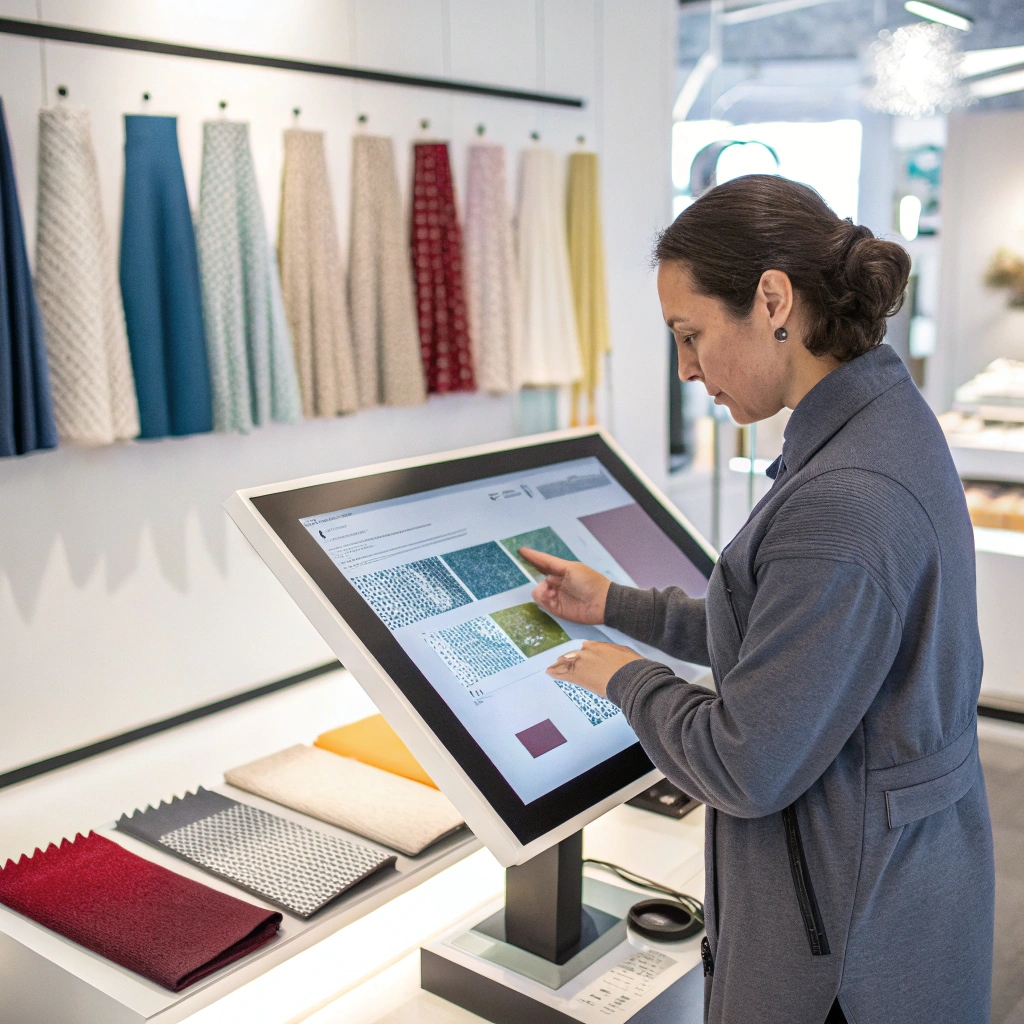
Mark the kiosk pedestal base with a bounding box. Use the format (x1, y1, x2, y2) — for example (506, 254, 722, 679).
(420, 838, 705, 1024)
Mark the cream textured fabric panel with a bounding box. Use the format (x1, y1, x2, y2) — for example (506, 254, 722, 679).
(196, 120, 301, 433)
(278, 128, 358, 417)
(35, 106, 139, 444)
(464, 143, 522, 394)
(566, 152, 610, 426)
(348, 134, 426, 407)
(515, 147, 582, 387)
(225, 744, 464, 857)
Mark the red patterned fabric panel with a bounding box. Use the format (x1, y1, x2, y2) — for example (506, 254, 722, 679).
(0, 831, 280, 991)
(410, 142, 475, 392)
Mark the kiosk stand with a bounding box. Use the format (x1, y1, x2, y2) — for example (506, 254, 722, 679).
(225, 429, 715, 1024)
(421, 831, 704, 1023)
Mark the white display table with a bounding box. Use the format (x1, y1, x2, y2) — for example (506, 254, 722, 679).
(0, 671, 706, 1024)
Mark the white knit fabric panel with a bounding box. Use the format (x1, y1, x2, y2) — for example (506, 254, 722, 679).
(348, 134, 426, 408)
(515, 147, 582, 387)
(225, 744, 464, 857)
(35, 106, 139, 444)
(464, 143, 522, 394)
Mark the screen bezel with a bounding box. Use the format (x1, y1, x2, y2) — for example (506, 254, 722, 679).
(250, 432, 715, 846)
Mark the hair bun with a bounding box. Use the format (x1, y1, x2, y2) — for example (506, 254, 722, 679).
(838, 221, 911, 334)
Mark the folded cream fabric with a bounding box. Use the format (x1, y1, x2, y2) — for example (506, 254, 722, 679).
(224, 745, 464, 857)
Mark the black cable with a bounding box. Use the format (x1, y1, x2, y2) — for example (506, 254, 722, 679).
(583, 858, 705, 927)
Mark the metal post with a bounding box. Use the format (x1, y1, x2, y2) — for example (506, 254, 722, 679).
(711, 413, 721, 550)
(504, 831, 583, 964)
(747, 422, 757, 511)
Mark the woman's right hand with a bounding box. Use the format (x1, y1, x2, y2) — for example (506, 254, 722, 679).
(519, 548, 611, 625)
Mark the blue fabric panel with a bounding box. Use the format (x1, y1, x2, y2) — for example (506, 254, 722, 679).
(120, 115, 211, 438)
(0, 97, 58, 457)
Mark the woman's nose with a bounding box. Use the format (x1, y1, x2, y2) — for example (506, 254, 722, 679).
(676, 348, 701, 383)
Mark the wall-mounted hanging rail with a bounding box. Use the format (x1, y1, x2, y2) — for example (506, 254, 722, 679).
(0, 17, 586, 108)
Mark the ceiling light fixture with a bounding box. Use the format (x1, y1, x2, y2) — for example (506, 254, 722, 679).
(867, 23, 968, 117)
(904, 1, 973, 33)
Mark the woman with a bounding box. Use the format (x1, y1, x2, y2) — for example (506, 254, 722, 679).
(522, 176, 994, 1024)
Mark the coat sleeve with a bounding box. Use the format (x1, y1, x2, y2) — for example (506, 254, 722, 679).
(604, 582, 710, 667)
(605, 557, 902, 818)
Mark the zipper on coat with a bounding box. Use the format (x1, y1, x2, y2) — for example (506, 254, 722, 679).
(701, 936, 714, 977)
(782, 803, 831, 956)
(721, 563, 745, 642)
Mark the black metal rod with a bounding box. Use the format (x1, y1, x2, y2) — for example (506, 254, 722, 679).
(0, 17, 585, 108)
(0, 660, 342, 790)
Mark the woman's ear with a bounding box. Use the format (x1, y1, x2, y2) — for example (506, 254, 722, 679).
(758, 269, 794, 329)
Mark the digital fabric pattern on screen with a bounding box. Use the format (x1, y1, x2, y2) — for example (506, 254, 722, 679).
(441, 541, 529, 599)
(491, 602, 571, 657)
(424, 616, 525, 688)
(555, 679, 621, 726)
(500, 526, 579, 582)
(350, 557, 471, 629)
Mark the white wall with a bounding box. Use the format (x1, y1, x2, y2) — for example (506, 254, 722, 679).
(0, 0, 675, 774)
(932, 109, 1024, 412)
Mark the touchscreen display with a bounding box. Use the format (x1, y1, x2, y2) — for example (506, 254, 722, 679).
(300, 456, 709, 806)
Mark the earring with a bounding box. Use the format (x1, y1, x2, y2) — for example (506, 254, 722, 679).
(774, 327, 788, 342)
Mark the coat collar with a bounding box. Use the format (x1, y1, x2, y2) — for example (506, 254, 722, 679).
(781, 344, 910, 475)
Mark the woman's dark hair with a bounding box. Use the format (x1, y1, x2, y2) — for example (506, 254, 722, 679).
(654, 175, 911, 363)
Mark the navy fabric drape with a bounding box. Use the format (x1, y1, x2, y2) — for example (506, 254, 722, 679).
(0, 97, 58, 457)
(120, 115, 212, 438)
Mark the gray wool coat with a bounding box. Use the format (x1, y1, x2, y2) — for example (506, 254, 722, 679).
(605, 345, 994, 1024)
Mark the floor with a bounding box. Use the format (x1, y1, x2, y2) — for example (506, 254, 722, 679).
(980, 717, 1024, 1023)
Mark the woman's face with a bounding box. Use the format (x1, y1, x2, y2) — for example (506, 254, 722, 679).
(658, 260, 792, 425)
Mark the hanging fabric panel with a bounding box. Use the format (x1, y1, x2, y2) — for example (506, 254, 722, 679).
(566, 151, 610, 425)
(0, 98, 58, 457)
(515, 146, 582, 388)
(410, 142, 475, 393)
(0, 831, 280, 991)
(464, 142, 521, 394)
(349, 134, 426, 407)
(35, 106, 139, 445)
(278, 128, 358, 418)
(196, 120, 301, 433)
(119, 115, 212, 438)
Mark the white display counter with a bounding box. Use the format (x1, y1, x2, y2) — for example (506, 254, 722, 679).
(0, 672, 706, 1024)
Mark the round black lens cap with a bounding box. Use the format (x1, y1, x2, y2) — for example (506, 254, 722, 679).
(627, 899, 703, 942)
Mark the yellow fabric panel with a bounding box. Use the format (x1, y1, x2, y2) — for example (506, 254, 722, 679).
(314, 714, 438, 789)
(566, 151, 610, 425)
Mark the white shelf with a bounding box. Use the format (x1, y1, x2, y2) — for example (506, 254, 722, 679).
(975, 527, 1024, 558)
(949, 441, 1024, 484)
(0, 784, 480, 1024)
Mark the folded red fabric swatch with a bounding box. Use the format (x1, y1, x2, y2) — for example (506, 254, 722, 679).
(0, 831, 281, 991)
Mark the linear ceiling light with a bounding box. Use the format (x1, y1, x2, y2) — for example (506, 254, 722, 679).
(904, 1, 973, 32)
(721, 0, 844, 25)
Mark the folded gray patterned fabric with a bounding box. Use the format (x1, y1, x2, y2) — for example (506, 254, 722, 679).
(117, 787, 394, 918)
(224, 745, 465, 857)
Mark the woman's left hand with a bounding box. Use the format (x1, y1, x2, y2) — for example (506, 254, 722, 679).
(546, 641, 644, 698)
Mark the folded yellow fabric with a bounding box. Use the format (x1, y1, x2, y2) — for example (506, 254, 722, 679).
(315, 714, 437, 789)
(224, 745, 464, 858)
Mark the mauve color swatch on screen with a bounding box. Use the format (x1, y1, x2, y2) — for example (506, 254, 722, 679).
(579, 503, 709, 596)
(516, 719, 568, 758)
(0, 831, 280, 991)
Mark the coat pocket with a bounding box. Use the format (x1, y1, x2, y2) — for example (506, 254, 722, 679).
(782, 803, 831, 956)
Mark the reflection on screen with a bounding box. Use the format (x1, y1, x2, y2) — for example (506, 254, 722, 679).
(301, 457, 708, 805)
